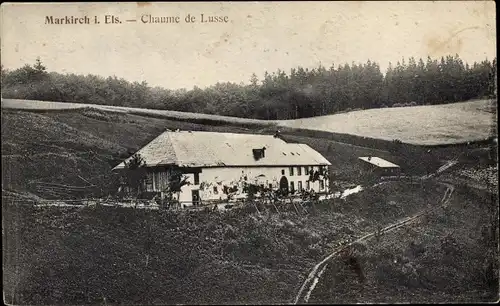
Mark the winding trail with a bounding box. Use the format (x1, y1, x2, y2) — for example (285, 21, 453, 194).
(293, 178, 455, 304)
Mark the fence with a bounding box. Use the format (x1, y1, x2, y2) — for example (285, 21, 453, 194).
(2, 191, 338, 211)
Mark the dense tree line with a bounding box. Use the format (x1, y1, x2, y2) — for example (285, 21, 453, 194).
(1, 54, 496, 119)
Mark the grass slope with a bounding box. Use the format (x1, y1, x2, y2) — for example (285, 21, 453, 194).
(2, 98, 497, 145)
(1, 108, 259, 198)
(279, 99, 497, 145)
(1, 98, 273, 127)
(308, 184, 499, 303)
(3, 181, 446, 305)
(2, 108, 416, 198)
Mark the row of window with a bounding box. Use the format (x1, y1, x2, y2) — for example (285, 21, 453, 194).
(281, 166, 326, 177)
(146, 168, 326, 192)
(209, 180, 325, 195)
(290, 180, 325, 192)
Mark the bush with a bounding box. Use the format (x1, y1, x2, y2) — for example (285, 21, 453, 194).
(81, 108, 114, 121)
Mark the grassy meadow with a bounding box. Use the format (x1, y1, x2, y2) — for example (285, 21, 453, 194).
(308, 185, 498, 303)
(3, 181, 452, 305)
(2, 98, 497, 146)
(278, 99, 497, 145)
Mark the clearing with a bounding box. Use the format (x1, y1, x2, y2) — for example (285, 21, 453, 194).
(278, 99, 497, 145)
(2, 98, 497, 145)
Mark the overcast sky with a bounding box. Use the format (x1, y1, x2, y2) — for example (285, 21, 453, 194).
(1, 1, 496, 89)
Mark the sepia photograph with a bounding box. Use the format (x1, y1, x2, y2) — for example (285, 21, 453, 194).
(1, 1, 498, 304)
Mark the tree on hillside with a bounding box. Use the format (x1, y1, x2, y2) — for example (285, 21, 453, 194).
(33, 57, 47, 76)
(1, 54, 496, 119)
(122, 153, 147, 198)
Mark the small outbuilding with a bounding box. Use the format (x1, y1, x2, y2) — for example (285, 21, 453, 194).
(358, 156, 400, 177)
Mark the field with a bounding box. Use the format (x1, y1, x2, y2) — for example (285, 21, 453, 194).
(2, 98, 497, 145)
(0, 98, 273, 127)
(3, 181, 455, 305)
(308, 183, 498, 303)
(279, 99, 497, 145)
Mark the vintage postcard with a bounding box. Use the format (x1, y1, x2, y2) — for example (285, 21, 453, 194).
(1, 1, 498, 305)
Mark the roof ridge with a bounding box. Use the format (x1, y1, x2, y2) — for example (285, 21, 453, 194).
(165, 131, 179, 165)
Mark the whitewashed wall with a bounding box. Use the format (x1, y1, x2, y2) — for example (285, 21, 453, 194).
(175, 165, 329, 206)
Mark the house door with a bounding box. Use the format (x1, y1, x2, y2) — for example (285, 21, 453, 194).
(279, 176, 289, 195)
(191, 190, 200, 206)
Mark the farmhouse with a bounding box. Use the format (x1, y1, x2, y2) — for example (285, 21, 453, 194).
(358, 156, 401, 176)
(113, 131, 331, 206)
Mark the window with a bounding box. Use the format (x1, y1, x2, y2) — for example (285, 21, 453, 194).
(320, 165, 326, 174)
(269, 183, 273, 189)
(297, 166, 302, 176)
(194, 173, 200, 185)
(213, 186, 218, 194)
(252, 148, 266, 160)
(146, 172, 153, 191)
(304, 166, 309, 175)
(290, 181, 295, 192)
(298, 181, 303, 192)
(289, 167, 294, 176)
(319, 180, 325, 190)
(281, 169, 285, 175)
(154, 172, 161, 190)
(306, 180, 310, 191)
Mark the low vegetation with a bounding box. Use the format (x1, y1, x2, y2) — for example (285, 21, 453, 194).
(279, 99, 497, 145)
(3, 181, 447, 305)
(308, 185, 498, 303)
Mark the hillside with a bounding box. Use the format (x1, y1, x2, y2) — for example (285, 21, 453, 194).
(4, 181, 457, 305)
(308, 185, 498, 303)
(2, 98, 497, 146)
(2, 103, 497, 304)
(3, 99, 496, 199)
(278, 99, 497, 145)
(1, 98, 273, 128)
(1, 108, 259, 198)
(2, 107, 416, 199)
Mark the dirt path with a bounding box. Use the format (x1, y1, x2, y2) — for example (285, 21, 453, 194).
(293, 179, 455, 304)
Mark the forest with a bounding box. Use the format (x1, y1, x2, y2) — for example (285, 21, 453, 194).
(1, 54, 496, 120)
